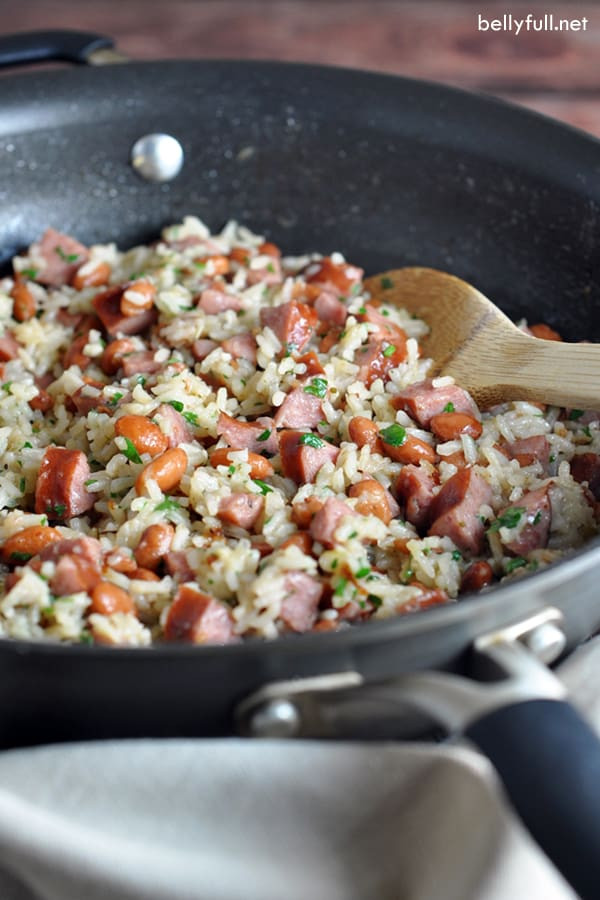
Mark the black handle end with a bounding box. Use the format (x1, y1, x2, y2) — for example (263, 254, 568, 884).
(0, 30, 114, 70)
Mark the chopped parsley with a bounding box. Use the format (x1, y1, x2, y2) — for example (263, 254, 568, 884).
(136, 375, 147, 386)
(358, 306, 367, 314)
(382, 343, 396, 357)
(583, 426, 592, 438)
(303, 377, 328, 399)
(381, 309, 390, 316)
(19, 477, 25, 493)
(299, 433, 324, 449)
(50, 503, 66, 518)
(367, 593, 382, 608)
(331, 558, 338, 570)
(355, 565, 371, 578)
(334, 577, 348, 596)
(154, 498, 181, 512)
(532, 511, 542, 525)
(451, 550, 462, 561)
(257, 429, 271, 442)
(55, 246, 79, 263)
(166, 400, 184, 413)
(506, 556, 528, 574)
(266, 262, 276, 273)
(22, 442, 32, 449)
(107, 392, 123, 407)
(569, 409, 585, 420)
(228, 464, 236, 474)
(1, 382, 12, 393)
(443, 402, 455, 413)
(123, 438, 143, 464)
(84, 478, 98, 486)
(182, 410, 198, 426)
(10, 551, 32, 563)
(253, 479, 273, 495)
(284, 342, 298, 358)
(380, 423, 407, 447)
(21, 267, 38, 280)
(79, 631, 94, 645)
(488, 507, 526, 532)
(380, 276, 394, 289)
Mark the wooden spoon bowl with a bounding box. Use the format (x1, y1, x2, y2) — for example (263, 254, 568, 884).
(364, 267, 600, 409)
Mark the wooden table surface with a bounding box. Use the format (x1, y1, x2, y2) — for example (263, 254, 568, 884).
(1, 0, 599, 137)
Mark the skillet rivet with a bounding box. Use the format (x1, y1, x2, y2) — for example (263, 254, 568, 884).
(130, 133, 184, 182)
(248, 698, 301, 738)
(524, 621, 567, 664)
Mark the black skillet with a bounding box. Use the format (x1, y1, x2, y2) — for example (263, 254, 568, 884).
(1, 31, 600, 898)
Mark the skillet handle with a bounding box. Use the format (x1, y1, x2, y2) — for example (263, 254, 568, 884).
(0, 30, 115, 69)
(466, 698, 600, 900)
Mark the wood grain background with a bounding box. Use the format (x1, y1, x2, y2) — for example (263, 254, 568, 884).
(0, 0, 599, 135)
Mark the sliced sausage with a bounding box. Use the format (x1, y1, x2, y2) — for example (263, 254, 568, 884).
(164, 585, 236, 644)
(391, 378, 480, 427)
(198, 289, 241, 314)
(260, 301, 318, 353)
(0, 331, 20, 361)
(280, 572, 323, 632)
(394, 464, 438, 531)
(354, 337, 408, 387)
(314, 291, 348, 326)
(305, 256, 363, 296)
(497, 485, 552, 556)
(31, 228, 89, 286)
(217, 412, 279, 455)
(192, 338, 218, 361)
(529, 323, 562, 341)
(273, 387, 324, 429)
(309, 497, 355, 547)
(279, 430, 340, 484)
(571, 453, 600, 500)
(154, 403, 194, 446)
(504, 435, 550, 471)
(34, 447, 95, 520)
(164, 550, 195, 583)
(93, 285, 158, 336)
(71, 383, 113, 417)
(221, 332, 257, 362)
(247, 257, 282, 285)
(121, 350, 163, 377)
(296, 352, 325, 376)
(39, 536, 103, 596)
(218, 493, 264, 530)
(428, 468, 492, 554)
(357, 303, 406, 343)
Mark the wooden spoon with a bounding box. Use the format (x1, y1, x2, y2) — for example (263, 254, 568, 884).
(364, 267, 600, 409)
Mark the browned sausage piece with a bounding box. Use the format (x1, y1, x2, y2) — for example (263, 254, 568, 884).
(314, 291, 348, 326)
(217, 412, 279, 455)
(305, 256, 363, 296)
(349, 478, 393, 525)
(529, 323, 562, 341)
(100, 338, 137, 375)
(395, 464, 438, 532)
(120, 351, 163, 377)
(273, 387, 324, 429)
(391, 379, 480, 427)
(192, 339, 218, 362)
(154, 403, 194, 447)
(571, 452, 600, 500)
(260, 301, 318, 353)
(221, 332, 258, 363)
(310, 497, 355, 548)
(134, 523, 175, 571)
(198, 288, 241, 313)
(280, 572, 323, 632)
(34, 447, 95, 520)
(279, 431, 340, 484)
(428, 469, 492, 555)
(280, 532, 313, 554)
(0, 331, 20, 361)
(11, 280, 36, 322)
(218, 493, 264, 530)
(93, 285, 158, 336)
(164, 550, 195, 583)
(496, 486, 552, 556)
(504, 435, 550, 471)
(164, 585, 237, 644)
(461, 561, 494, 593)
(354, 337, 408, 387)
(31, 228, 89, 286)
(39, 536, 103, 596)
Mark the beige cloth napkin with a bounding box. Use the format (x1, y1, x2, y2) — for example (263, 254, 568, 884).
(0, 637, 597, 900)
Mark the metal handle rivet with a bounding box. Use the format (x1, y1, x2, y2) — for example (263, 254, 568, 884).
(248, 699, 301, 738)
(130, 133, 184, 182)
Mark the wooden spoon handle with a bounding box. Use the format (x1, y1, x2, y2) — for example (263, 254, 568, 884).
(447, 328, 600, 409)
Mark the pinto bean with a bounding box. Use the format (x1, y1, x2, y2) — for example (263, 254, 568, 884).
(120, 280, 156, 317)
(29, 388, 53, 413)
(229, 247, 251, 265)
(381, 433, 436, 465)
(11, 280, 36, 322)
(348, 416, 383, 453)
(136, 447, 187, 495)
(461, 560, 494, 593)
(134, 523, 175, 571)
(206, 254, 230, 275)
(430, 412, 483, 441)
(280, 532, 313, 554)
(72, 261, 111, 291)
(291, 496, 325, 529)
(259, 241, 281, 258)
(1, 526, 61, 564)
(209, 447, 274, 479)
(90, 582, 136, 616)
(349, 478, 393, 524)
(115, 415, 169, 457)
(100, 338, 137, 375)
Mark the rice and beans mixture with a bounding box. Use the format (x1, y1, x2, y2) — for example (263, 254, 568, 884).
(0, 216, 598, 646)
